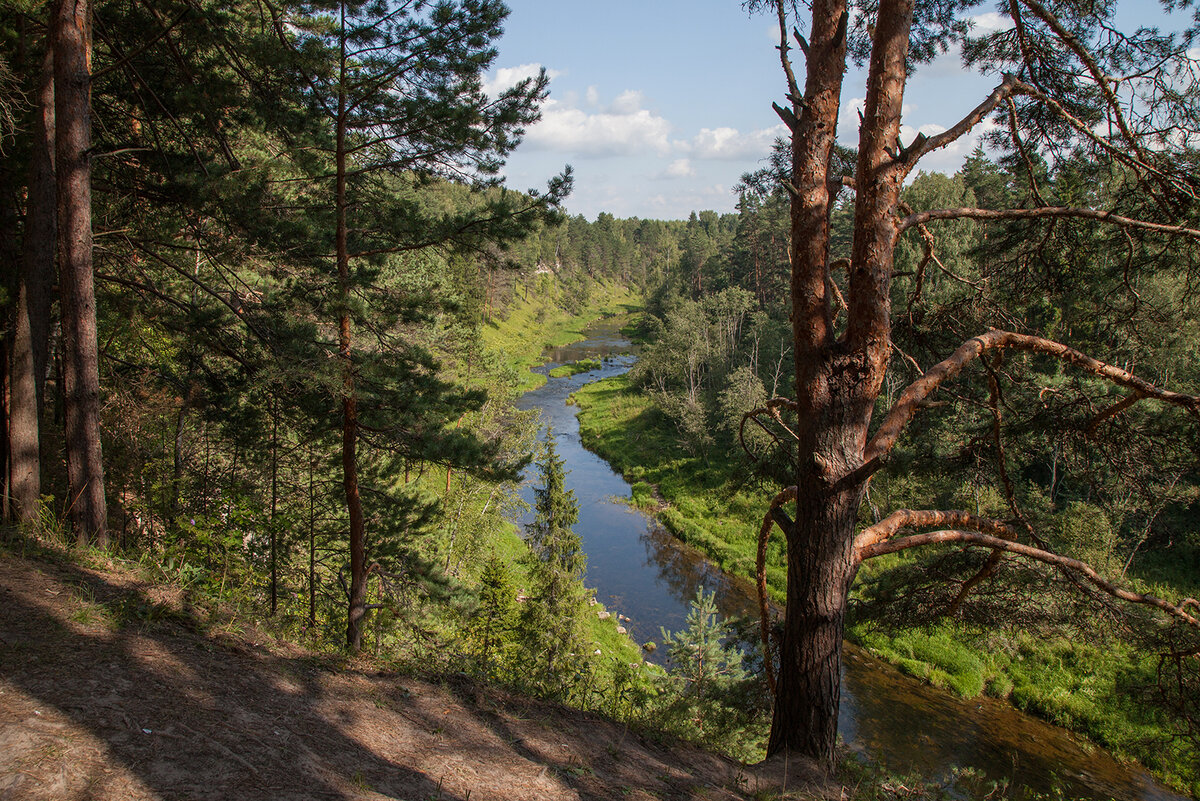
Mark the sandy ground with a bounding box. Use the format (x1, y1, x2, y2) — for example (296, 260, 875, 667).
(0, 552, 827, 801)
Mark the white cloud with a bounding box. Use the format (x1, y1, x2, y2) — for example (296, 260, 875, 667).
(642, 184, 732, 216)
(586, 86, 600, 106)
(969, 12, 1014, 35)
(681, 125, 787, 160)
(611, 90, 646, 114)
(483, 63, 561, 97)
(662, 158, 696, 178)
(523, 97, 673, 156)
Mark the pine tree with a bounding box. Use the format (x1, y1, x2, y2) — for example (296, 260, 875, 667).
(274, 0, 568, 651)
(660, 587, 749, 736)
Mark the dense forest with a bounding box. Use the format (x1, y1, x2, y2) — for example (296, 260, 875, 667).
(3, 0, 1200, 797)
(0, 0, 771, 767)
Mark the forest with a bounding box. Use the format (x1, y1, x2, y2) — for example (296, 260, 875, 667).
(2, 0, 1200, 798)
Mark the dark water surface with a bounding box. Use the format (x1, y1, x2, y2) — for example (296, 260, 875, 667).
(511, 318, 1188, 801)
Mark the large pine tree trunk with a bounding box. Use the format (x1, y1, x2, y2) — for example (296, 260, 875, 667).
(9, 43, 57, 526)
(55, 0, 107, 548)
(767, 465, 865, 763)
(766, 0, 911, 768)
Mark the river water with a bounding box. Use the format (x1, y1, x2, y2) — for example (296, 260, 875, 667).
(512, 318, 1188, 801)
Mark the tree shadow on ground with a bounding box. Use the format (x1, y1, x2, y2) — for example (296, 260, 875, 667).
(0, 554, 463, 801)
(0, 550, 779, 801)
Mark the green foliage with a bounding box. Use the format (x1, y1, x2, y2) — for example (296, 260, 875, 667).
(658, 588, 759, 742)
(517, 435, 593, 701)
(548, 358, 603, 378)
(468, 552, 517, 677)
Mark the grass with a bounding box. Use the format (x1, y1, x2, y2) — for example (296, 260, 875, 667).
(480, 275, 640, 393)
(548, 358, 603, 378)
(573, 374, 780, 590)
(571, 371, 1200, 795)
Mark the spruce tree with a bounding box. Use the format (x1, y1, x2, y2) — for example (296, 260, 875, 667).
(470, 552, 516, 677)
(521, 433, 589, 698)
(660, 587, 750, 737)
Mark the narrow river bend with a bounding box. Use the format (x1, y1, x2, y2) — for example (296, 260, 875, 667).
(512, 318, 1186, 801)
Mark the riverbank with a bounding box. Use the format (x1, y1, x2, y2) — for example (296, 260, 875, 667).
(573, 372, 1200, 796)
(481, 274, 640, 393)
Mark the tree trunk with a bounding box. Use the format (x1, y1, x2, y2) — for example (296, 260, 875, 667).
(269, 395, 278, 615)
(767, 467, 864, 763)
(55, 0, 107, 548)
(9, 44, 56, 527)
(336, 10, 367, 652)
(167, 397, 187, 530)
(308, 444, 317, 635)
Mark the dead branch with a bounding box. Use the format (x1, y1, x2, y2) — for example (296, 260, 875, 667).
(898, 205, 1200, 240)
(864, 329, 1200, 463)
(899, 74, 1018, 174)
(944, 359, 1020, 615)
(773, 0, 801, 108)
(1085, 391, 1147, 437)
(858, 528, 1200, 628)
(1005, 97, 1047, 206)
(739, 396, 801, 463)
(757, 485, 797, 695)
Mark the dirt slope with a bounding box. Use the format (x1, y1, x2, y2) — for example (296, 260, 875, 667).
(0, 552, 827, 801)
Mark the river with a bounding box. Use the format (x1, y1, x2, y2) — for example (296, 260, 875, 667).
(512, 317, 1188, 801)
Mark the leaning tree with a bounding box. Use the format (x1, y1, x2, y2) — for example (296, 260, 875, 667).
(743, 0, 1200, 766)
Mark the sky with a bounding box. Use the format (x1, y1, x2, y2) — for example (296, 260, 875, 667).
(485, 0, 1013, 221)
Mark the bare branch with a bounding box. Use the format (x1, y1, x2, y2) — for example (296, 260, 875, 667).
(899, 74, 1018, 175)
(864, 329, 1200, 463)
(943, 360, 1020, 615)
(739, 396, 802, 462)
(774, 0, 801, 106)
(859, 528, 1200, 628)
(1086, 391, 1147, 437)
(1005, 97, 1048, 206)
(899, 206, 1200, 239)
(853, 508, 1019, 559)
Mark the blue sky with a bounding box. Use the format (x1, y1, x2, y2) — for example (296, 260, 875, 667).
(487, 0, 1009, 220)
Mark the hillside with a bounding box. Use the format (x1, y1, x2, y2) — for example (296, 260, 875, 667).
(0, 550, 829, 801)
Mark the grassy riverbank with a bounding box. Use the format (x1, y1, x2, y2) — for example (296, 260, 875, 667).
(573, 373, 1200, 795)
(481, 275, 640, 393)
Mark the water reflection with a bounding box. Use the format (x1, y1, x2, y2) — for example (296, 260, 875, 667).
(510, 317, 1187, 801)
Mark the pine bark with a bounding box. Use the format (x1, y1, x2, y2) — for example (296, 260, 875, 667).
(55, 0, 107, 548)
(767, 0, 913, 767)
(9, 43, 56, 527)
